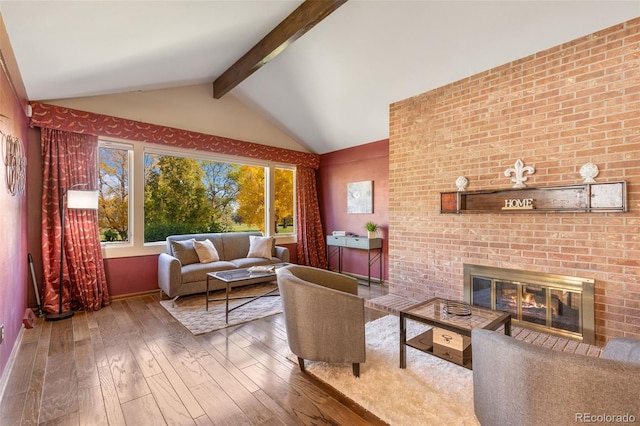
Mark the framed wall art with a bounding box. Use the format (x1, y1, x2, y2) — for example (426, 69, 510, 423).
(347, 180, 373, 214)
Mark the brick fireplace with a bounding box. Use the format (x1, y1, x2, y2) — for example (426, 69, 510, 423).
(387, 18, 640, 345)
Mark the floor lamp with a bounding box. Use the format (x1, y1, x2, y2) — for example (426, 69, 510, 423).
(46, 184, 99, 321)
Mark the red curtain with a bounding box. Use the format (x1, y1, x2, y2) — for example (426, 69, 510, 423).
(296, 166, 327, 268)
(41, 128, 110, 313)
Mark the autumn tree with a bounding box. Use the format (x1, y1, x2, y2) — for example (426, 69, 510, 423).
(236, 166, 294, 233)
(236, 165, 265, 231)
(274, 168, 294, 231)
(98, 147, 129, 241)
(100, 149, 295, 241)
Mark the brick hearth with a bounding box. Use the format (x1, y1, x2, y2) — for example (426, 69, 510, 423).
(365, 295, 602, 357)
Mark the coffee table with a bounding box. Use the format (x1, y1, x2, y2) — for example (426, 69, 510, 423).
(206, 264, 287, 323)
(400, 298, 511, 369)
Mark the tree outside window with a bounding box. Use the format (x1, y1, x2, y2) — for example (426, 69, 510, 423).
(274, 167, 294, 234)
(98, 143, 295, 245)
(98, 145, 130, 243)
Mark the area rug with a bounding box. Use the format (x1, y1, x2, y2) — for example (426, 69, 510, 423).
(159, 283, 282, 335)
(290, 315, 478, 425)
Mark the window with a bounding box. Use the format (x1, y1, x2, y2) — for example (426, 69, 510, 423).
(98, 141, 132, 243)
(98, 140, 295, 252)
(142, 149, 295, 243)
(274, 167, 295, 234)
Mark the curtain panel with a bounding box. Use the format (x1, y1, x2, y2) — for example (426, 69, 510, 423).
(41, 128, 110, 313)
(296, 166, 327, 268)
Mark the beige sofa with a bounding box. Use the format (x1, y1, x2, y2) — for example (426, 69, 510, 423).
(472, 329, 640, 426)
(158, 232, 289, 298)
(276, 264, 366, 377)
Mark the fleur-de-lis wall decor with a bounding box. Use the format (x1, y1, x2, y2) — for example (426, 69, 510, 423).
(504, 159, 535, 188)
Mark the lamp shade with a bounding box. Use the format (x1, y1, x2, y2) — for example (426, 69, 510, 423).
(66, 189, 99, 210)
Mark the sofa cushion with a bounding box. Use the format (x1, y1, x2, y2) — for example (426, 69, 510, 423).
(247, 235, 274, 259)
(194, 239, 220, 263)
(220, 232, 260, 260)
(181, 261, 238, 283)
(170, 239, 200, 265)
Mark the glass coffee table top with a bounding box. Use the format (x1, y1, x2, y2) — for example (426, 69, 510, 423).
(403, 298, 510, 334)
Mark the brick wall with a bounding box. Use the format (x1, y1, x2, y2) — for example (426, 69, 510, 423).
(389, 18, 640, 344)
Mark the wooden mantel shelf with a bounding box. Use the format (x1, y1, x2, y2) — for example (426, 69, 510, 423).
(440, 181, 627, 214)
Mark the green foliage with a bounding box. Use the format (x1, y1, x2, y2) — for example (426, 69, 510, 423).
(144, 221, 228, 242)
(144, 155, 213, 242)
(103, 229, 119, 242)
(201, 161, 240, 228)
(365, 221, 378, 231)
(100, 150, 295, 243)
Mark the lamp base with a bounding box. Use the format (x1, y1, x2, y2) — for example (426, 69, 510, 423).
(45, 310, 74, 321)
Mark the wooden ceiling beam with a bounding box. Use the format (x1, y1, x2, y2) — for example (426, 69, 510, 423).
(213, 0, 347, 99)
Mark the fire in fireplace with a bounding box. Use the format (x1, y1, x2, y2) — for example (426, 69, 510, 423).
(463, 264, 595, 344)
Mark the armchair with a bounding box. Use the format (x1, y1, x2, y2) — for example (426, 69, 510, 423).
(472, 329, 640, 426)
(276, 265, 366, 377)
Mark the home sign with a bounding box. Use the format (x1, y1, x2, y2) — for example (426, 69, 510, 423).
(440, 181, 626, 214)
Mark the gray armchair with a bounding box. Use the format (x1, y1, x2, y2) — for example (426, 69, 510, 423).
(472, 329, 640, 426)
(276, 264, 366, 377)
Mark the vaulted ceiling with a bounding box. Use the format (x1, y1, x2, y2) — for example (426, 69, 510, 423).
(1, 1, 638, 154)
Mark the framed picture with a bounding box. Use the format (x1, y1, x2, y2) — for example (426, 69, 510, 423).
(347, 181, 373, 214)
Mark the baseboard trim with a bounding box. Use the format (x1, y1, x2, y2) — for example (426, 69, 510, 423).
(0, 325, 25, 406)
(110, 289, 159, 301)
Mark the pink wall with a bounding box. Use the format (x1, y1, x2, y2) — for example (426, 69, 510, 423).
(26, 127, 42, 309)
(103, 242, 298, 297)
(319, 139, 389, 281)
(0, 17, 29, 378)
(104, 256, 159, 296)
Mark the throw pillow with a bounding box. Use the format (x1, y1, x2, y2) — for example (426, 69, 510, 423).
(247, 235, 274, 259)
(170, 239, 199, 265)
(194, 239, 220, 263)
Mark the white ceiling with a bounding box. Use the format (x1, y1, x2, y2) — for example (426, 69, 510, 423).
(1, 1, 639, 154)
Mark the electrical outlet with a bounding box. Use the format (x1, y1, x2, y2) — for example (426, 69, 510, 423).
(0, 323, 4, 344)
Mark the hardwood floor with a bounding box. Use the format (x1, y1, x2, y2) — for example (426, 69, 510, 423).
(0, 282, 389, 425)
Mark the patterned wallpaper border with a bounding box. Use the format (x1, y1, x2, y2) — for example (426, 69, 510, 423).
(29, 102, 319, 169)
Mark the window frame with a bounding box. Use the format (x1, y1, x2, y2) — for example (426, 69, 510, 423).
(98, 140, 134, 247)
(99, 139, 296, 259)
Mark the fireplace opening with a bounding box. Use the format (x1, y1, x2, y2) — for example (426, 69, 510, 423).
(464, 265, 595, 344)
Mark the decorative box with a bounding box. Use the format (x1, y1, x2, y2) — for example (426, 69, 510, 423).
(433, 343, 472, 366)
(432, 327, 471, 351)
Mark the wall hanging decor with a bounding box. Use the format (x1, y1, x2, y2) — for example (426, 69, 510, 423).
(347, 180, 373, 214)
(442, 158, 625, 214)
(504, 159, 535, 188)
(456, 176, 469, 191)
(2, 131, 26, 196)
(580, 162, 599, 183)
(441, 181, 626, 214)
